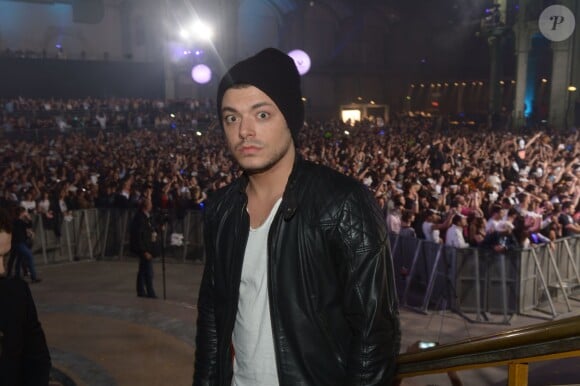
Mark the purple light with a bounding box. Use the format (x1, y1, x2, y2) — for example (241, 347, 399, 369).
(56, 44, 62, 49)
(195, 50, 202, 56)
(191, 64, 212, 84)
(287, 49, 311, 76)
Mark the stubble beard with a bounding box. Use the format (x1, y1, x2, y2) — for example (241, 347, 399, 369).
(232, 138, 293, 175)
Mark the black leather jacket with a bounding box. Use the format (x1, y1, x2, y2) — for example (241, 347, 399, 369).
(193, 157, 400, 386)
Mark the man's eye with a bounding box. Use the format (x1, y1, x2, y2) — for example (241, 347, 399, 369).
(257, 112, 270, 119)
(224, 115, 237, 124)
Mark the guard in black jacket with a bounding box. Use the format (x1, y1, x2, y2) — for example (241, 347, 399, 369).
(130, 198, 157, 298)
(0, 208, 51, 386)
(193, 48, 400, 386)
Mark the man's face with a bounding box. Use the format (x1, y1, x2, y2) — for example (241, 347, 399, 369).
(221, 86, 294, 174)
(0, 231, 11, 275)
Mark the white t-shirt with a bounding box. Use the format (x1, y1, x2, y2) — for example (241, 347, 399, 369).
(445, 224, 469, 249)
(486, 218, 501, 234)
(232, 199, 282, 386)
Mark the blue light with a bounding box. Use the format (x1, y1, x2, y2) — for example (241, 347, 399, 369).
(379, 130, 385, 136)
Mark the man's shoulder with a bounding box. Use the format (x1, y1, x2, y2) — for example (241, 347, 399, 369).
(298, 160, 363, 193)
(0, 277, 29, 301)
(204, 179, 244, 216)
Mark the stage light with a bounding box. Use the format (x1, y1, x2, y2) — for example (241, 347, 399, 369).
(568, 86, 577, 92)
(287, 49, 311, 75)
(191, 21, 213, 41)
(196, 131, 202, 136)
(191, 64, 212, 84)
(179, 29, 189, 40)
(541, 78, 548, 83)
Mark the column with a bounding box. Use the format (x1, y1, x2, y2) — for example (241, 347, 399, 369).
(549, 39, 572, 130)
(512, 0, 533, 129)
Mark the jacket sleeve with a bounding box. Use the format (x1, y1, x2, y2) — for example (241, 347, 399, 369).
(21, 282, 52, 386)
(193, 213, 218, 386)
(335, 186, 401, 385)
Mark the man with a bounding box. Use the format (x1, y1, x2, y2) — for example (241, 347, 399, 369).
(130, 198, 157, 298)
(422, 208, 453, 244)
(558, 201, 580, 237)
(9, 207, 41, 283)
(485, 204, 504, 234)
(193, 48, 400, 385)
(0, 208, 52, 385)
(445, 214, 469, 249)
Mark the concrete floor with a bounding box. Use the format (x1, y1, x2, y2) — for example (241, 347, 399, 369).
(29, 259, 580, 386)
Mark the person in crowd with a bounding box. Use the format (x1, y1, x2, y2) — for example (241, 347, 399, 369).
(421, 208, 453, 244)
(0, 208, 51, 386)
(9, 207, 41, 283)
(445, 214, 470, 249)
(485, 204, 504, 234)
(387, 195, 404, 234)
(193, 48, 400, 386)
(400, 210, 417, 238)
(130, 198, 157, 298)
(468, 215, 487, 247)
(559, 201, 580, 237)
(482, 220, 517, 254)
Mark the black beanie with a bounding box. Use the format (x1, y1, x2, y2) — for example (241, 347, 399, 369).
(217, 48, 304, 144)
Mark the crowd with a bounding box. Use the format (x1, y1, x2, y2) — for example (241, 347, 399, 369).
(1, 97, 579, 254)
(0, 97, 214, 134)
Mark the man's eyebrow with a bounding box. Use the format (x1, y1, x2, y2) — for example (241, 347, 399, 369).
(221, 101, 274, 114)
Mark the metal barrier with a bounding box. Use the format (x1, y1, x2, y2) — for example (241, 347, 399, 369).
(29, 208, 205, 264)
(390, 233, 580, 324)
(27, 211, 580, 321)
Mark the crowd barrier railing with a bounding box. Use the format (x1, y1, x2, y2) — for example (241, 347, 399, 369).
(388, 232, 580, 324)
(28, 208, 205, 264)
(27, 210, 580, 322)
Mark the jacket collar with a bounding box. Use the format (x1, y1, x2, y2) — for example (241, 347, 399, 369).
(236, 153, 303, 221)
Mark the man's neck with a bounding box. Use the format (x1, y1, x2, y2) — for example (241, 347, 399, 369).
(246, 151, 295, 201)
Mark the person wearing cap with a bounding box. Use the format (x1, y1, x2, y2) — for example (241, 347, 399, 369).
(193, 48, 400, 386)
(0, 208, 51, 386)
